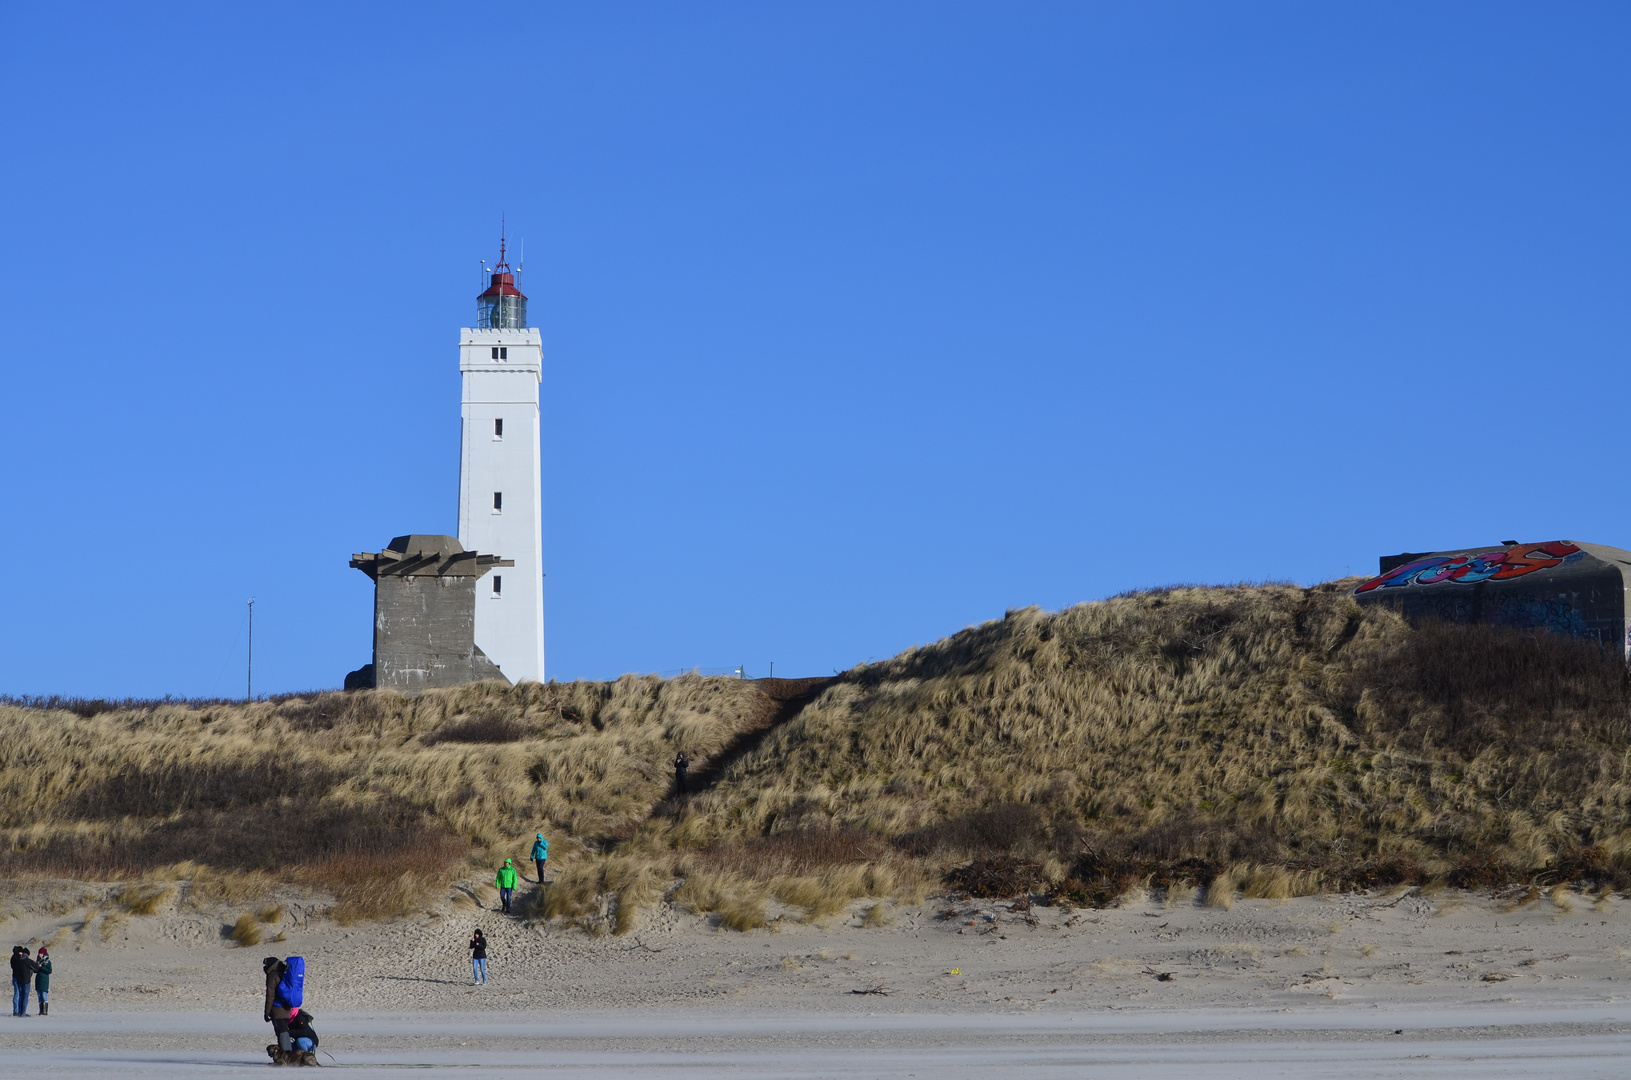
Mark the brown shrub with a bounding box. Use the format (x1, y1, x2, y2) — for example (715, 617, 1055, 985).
(1329, 857, 1429, 891)
(1446, 856, 1522, 890)
(1048, 877, 1114, 908)
(895, 804, 1052, 858)
(1543, 846, 1631, 890)
(295, 835, 467, 923)
(943, 856, 1046, 899)
(1049, 850, 1221, 908)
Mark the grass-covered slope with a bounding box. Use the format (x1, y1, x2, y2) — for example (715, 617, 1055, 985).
(0, 676, 765, 920)
(5, 580, 1631, 928)
(660, 581, 1631, 882)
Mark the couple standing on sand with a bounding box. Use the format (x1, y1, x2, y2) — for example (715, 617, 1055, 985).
(10, 945, 49, 1016)
(492, 832, 550, 915)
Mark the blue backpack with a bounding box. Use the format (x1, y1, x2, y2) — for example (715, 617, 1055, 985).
(274, 956, 305, 1009)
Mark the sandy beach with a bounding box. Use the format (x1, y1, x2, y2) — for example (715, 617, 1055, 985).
(3, 1006, 1630, 1078)
(4, 885, 1631, 1075)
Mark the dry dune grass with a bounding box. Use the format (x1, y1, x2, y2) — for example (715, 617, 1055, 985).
(655, 581, 1631, 898)
(227, 911, 262, 947)
(112, 883, 176, 916)
(7, 580, 1631, 928)
(527, 854, 665, 936)
(0, 675, 764, 920)
(530, 832, 915, 935)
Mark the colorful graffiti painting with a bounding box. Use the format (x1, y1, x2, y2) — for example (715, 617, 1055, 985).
(1354, 541, 1583, 595)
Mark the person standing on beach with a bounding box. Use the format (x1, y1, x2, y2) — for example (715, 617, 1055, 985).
(32, 948, 49, 1016)
(469, 929, 487, 985)
(674, 751, 690, 795)
(262, 955, 304, 1052)
(530, 833, 549, 884)
(11, 946, 39, 1017)
(494, 859, 518, 914)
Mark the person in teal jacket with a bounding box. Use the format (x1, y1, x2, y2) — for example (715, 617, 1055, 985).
(530, 834, 548, 884)
(33, 947, 50, 1016)
(494, 859, 518, 914)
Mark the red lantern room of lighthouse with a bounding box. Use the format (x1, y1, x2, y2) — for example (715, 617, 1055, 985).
(478, 232, 527, 330)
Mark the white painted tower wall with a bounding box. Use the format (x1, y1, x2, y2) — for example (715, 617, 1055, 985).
(458, 326, 544, 683)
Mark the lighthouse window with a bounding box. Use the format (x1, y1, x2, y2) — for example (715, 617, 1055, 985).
(493, 491, 502, 512)
(493, 418, 503, 439)
(490, 346, 498, 359)
(492, 575, 502, 596)
(500, 347, 508, 359)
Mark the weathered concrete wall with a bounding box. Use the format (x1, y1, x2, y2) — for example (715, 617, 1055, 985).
(350, 534, 513, 691)
(1354, 540, 1631, 656)
(374, 574, 506, 691)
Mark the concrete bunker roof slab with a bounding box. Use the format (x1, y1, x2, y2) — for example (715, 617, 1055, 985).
(350, 534, 513, 581)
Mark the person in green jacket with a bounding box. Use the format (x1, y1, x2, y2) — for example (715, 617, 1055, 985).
(530, 833, 548, 884)
(33, 947, 50, 1016)
(494, 859, 518, 914)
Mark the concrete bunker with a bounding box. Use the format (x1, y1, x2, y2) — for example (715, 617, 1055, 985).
(347, 535, 513, 691)
(1353, 540, 1631, 657)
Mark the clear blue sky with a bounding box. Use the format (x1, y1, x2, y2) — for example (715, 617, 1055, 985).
(2, 4, 1628, 697)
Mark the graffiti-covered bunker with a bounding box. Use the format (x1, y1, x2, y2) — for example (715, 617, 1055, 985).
(1353, 541, 1631, 657)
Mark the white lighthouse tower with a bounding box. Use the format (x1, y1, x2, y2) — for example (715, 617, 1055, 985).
(457, 232, 545, 683)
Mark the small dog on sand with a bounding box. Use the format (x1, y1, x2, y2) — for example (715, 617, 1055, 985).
(266, 1043, 319, 1066)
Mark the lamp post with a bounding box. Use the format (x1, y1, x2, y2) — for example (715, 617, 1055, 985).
(247, 598, 255, 700)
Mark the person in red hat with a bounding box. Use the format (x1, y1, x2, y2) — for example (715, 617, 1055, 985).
(33, 948, 50, 1016)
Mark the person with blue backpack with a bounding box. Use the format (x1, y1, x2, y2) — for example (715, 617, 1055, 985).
(262, 955, 315, 1065)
